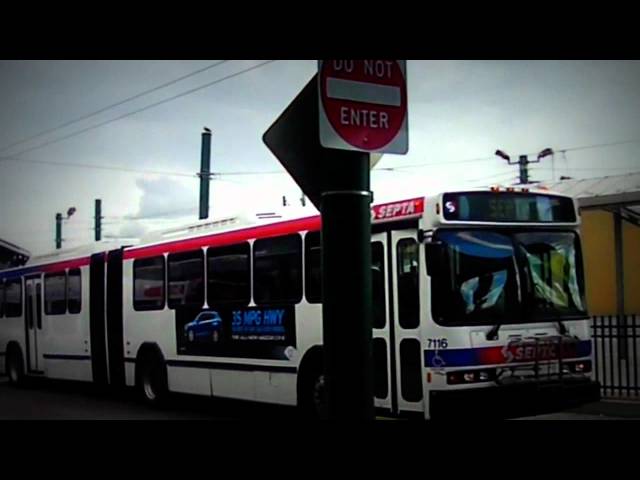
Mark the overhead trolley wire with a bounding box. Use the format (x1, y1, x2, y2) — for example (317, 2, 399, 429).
(0, 60, 230, 154)
(0, 60, 278, 159)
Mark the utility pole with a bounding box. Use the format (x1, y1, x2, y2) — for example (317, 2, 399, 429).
(495, 148, 554, 184)
(55, 213, 62, 249)
(55, 207, 76, 250)
(94, 199, 102, 241)
(198, 127, 212, 220)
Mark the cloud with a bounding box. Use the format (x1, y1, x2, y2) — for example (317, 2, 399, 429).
(134, 176, 197, 219)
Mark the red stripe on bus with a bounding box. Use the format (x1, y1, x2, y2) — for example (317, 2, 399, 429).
(123, 216, 322, 260)
(41, 257, 91, 273)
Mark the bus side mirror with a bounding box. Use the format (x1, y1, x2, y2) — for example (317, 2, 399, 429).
(424, 241, 445, 277)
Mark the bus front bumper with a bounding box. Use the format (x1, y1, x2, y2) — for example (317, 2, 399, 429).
(429, 378, 601, 419)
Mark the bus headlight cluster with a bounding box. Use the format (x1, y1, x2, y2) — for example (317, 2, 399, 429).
(447, 369, 496, 385)
(566, 360, 591, 374)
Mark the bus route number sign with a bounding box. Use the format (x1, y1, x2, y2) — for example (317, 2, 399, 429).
(318, 60, 408, 154)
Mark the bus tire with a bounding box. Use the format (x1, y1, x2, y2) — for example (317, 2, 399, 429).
(6, 344, 25, 387)
(136, 348, 168, 407)
(298, 355, 328, 420)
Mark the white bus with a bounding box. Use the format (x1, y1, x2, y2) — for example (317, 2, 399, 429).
(0, 187, 600, 419)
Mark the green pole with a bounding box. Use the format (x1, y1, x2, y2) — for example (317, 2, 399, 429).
(199, 129, 212, 219)
(55, 213, 62, 249)
(519, 155, 529, 184)
(95, 199, 102, 241)
(321, 150, 373, 420)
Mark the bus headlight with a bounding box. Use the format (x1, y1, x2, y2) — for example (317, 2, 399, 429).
(568, 360, 591, 373)
(447, 368, 496, 385)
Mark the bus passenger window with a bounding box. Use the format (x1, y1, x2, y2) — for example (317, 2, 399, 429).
(45, 272, 67, 315)
(254, 234, 302, 305)
(4, 279, 21, 317)
(168, 250, 204, 309)
(397, 238, 419, 329)
(0, 282, 4, 318)
(372, 241, 386, 329)
(305, 231, 321, 304)
(68, 268, 82, 314)
(133, 256, 165, 311)
(207, 243, 250, 306)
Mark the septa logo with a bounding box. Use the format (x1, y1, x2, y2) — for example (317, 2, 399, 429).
(372, 197, 424, 222)
(500, 339, 580, 363)
(445, 201, 456, 214)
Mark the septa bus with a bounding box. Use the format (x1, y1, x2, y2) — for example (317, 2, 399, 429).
(0, 187, 600, 419)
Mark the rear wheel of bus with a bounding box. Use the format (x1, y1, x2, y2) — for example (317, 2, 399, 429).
(136, 348, 168, 407)
(6, 344, 25, 387)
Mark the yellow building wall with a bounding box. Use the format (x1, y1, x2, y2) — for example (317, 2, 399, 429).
(623, 221, 640, 314)
(580, 210, 617, 315)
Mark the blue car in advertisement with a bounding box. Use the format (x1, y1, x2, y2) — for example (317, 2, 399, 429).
(184, 311, 222, 343)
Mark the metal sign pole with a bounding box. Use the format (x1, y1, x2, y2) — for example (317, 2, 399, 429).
(321, 149, 373, 420)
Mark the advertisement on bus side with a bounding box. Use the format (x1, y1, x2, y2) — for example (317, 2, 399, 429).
(175, 305, 296, 360)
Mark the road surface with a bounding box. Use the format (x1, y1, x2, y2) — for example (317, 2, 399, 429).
(0, 377, 635, 420)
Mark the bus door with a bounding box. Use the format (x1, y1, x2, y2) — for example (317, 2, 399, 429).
(25, 277, 44, 373)
(390, 230, 423, 413)
(372, 230, 424, 415)
(371, 233, 392, 411)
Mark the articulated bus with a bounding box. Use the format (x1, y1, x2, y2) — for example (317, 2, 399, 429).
(0, 187, 600, 419)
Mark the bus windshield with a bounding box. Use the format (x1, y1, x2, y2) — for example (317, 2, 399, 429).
(514, 231, 586, 321)
(431, 229, 586, 326)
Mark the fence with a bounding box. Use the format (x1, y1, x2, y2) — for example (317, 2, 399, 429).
(592, 314, 640, 399)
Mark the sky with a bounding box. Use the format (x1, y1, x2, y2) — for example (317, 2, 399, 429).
(1, 60, 640, 256)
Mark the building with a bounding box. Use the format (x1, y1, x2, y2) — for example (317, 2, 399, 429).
(542, 172, 640, 316)
(0, 238, 30, 270)
(542, 172, 640, 398)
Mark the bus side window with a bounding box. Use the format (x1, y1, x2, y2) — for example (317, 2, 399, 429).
(207, 243, 251, 306)
(133, 256, 165, 311)
(68, 268, 82, 314)
(372, 241, 386, 329)
(254, 234, 302, 305)
(45, 271, 67, 315)
(5, 278, 22, 318)
(0, 281, 4, 318)
(305, 231, 321, 304)
(397, 238, 419, 329)
(168, 250, 204, 309)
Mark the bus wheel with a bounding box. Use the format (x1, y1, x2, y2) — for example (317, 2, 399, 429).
(6, 345, 25, 386)
(312, 373, 328, 419)
(299, 363, 328, 420)
(137, 353, 168, 407)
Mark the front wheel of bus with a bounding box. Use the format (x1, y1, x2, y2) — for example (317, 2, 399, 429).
(300, 364, 328, 420)
(137, 354, 168, 407)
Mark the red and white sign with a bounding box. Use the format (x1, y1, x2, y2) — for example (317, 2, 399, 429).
(318, 60, 408, 154)
(371, 197, 424, 222)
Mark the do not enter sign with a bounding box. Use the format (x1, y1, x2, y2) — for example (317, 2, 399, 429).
(318, 60, 408, 154)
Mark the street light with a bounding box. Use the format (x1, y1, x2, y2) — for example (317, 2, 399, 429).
(537, 148, 554, 161)
(55, 206, 77, 249)
(495, 148, 554, 184)
(494, 149, 511, 162)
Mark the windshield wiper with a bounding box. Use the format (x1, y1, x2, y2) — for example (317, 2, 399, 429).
(556, 319, 568, 335)
(488, 319, 566, 341)
(486, 322, 502, 341)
